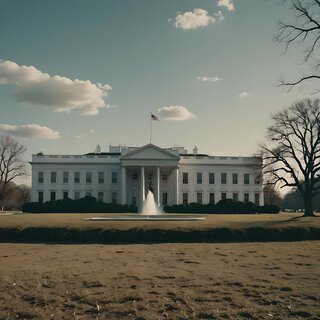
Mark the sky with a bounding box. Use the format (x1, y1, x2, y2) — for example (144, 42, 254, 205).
(0, 0, 317, 185)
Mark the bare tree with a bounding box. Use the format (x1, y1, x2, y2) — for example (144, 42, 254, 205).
(0, 136, 27, 206)
(276, 0, 320, 88)
(261, 99, 320, 216)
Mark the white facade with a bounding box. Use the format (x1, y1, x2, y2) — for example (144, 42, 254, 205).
(30, 144, 264, 209)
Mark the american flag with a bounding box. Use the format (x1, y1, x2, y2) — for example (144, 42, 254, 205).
(151, 114, 160, 121)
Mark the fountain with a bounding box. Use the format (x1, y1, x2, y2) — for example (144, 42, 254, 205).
(141, 190, 161, 215)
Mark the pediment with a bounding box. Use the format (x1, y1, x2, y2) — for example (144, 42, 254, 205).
(120, 144, 180, 161)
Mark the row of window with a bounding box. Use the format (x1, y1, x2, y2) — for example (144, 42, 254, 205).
(38, 171, 118, 184)
(182, 172, 260, 185)
(181, 192, 260, 205)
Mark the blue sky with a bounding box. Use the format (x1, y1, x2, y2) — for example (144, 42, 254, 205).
(0, 0, 315, 170)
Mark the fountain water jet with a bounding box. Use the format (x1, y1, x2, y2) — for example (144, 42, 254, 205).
(141, 190, 161, 215)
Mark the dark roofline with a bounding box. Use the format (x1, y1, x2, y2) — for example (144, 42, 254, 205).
(85, 152, 121, 156)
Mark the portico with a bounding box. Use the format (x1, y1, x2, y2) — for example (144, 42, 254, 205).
(120, 144, 180, 208)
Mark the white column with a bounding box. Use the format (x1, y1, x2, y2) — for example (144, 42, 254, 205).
(175, 168, 179, 204)
(121, 166, 127, 205)
(141, 166, 145, 205)
(156, 166, 160, 207)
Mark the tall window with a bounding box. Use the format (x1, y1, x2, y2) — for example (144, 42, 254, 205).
(63, 172, 69, 184)
(85, 191, 92, 197)
(98, 172, 104, 184)
(112, 172, 117, 183)
(232, 173, 238, 184)
(221, 192, 227, 200)
(51, 172, 56, 183)
(244, 193, 249, 202)
(197, 172, 202, 184)
(197, 192, 203, 204)
(38, 191, 43, 203)
(233, 193, 238, 201)
(221, 173, 227, 184)
(74, 191, 80, 200)
(63, 191, 68, 200)
(132, 173, 138, 182)
(209, 173, 215, 184)
(254, 193, 260, 205)
(162, 192, 168, 206)
(74, 172, 80, 184)
(209, 192, 215, 204)
(182, 172, 188, 184)
(182, 193, 188, 205)
(97, 191, 104, 202)
(50, 191, 56, 201)
(86, 172, 92, 184)
(132, 191, 137, 206)
(111, 191, 117, 204)
(244, 173, 250, 185)
(38, 172, 44, 183)
(162, 174, 168, 183)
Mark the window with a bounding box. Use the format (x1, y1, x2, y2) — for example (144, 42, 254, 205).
(132, 173, 138, 181)
(132, 192, 137, 206)
(197, 192, 202, 204)
(38, 191, 43, 203)
(63, 191, 68, 200)
(86, 172, 92, 184)
(162, 174, 168, 183)
(254, 193, 260, 205)
(162, 193, 168, 206)
(244, 173, 250, 185)
(98, 172, 104, 184)
(74, 172, 80, 184)
(221, 192, 227, 200)
(97, 191, 104, 202)
(244, 193, 249, 202)
(232, 173, 238, 185)
(183, 193, 188, 205)
(112, 172, 117, 184)
(197, 172, 202, 184)
(85, 191, 92, 197)
(233, 193, 238, 201)
(50, 191, 56, 201)
(74, 191, 80, 200)
(209, 193, 215, 204)
(51, 172, 56, 183)
(209, 173, 215, 184)
(63, 172, 68, 184)
(111, 191, 117, 204)
(255, 174, 261, 185)
(182, 172, 188, 184)
(38, 172, 44, 183)
(221, 173, 227, 184)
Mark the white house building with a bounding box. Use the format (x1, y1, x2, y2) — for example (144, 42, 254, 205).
(30, 143, 264, 209)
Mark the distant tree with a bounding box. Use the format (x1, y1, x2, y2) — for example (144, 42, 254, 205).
(276, 0, 320, 89)
(0, 136, 27, 208)
(260, 99, 320, 216)
(263, 183, 282, 206)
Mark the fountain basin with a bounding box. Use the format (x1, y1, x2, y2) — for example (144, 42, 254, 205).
(83, 214, 207, 221)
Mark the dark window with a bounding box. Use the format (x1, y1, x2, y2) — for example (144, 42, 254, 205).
(162, 174, 168, 183)
(209, 173, 215, 184)
(233, 193, 238, 201)
(162, 193, 168, 206)
(38, 191, 43, 203)
(221, 192, 227, 200)
(244, 193, 249, 202)
(63, 191, 68, 200)
(38, 172, 44, 183)
(254, 193, 260, 205)
(50, 191, 56, 201)
(86, 172, 92, 184)
(98, 191, 104, 202)
(112, 172, 117, 183)
(132, 191, 137, 206)
(85, 191, 92, 197)
(221, 173, 227, 184)
(244, 173, 250, 185)
(209, 193, 215, 204)
(232, 173, 238, 184)
(197, 172, 202, 184)
(63, 172, 68, 183)
(74, 172, 80, 183)
(74, 191, 80, 200)
(197, 192, 203, 204)
(111, 191, 117, 204)
(98, 172, 104, 184)
(183, 193, 188, 204)
(132, 173, 138, 181)
(51, 172, 56, 183)
(182, 172, 188, 184)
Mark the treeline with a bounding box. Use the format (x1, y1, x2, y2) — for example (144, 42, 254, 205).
(164, 199, 280, 214)
(23, 196, 138, 213)
(0, 182, 31, 210)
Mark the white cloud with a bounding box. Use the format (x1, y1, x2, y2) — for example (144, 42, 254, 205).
(0, 124, 61, 140)
(173, 9, 224, 30)
(197, 76, 222, 82)
(217, 0, 234, 11)
(238, 91, 251, 98)
(0, 60, 112, 115)
(158, 106, 196, 121)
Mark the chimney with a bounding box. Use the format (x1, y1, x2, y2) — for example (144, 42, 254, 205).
(95, 144, 101, 154)
(193, 146, 198, 155)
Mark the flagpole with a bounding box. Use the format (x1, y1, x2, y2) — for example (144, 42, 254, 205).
(150, 114, 152, 144)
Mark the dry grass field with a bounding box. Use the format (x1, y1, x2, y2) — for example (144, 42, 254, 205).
(0, 241, 319, 319)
